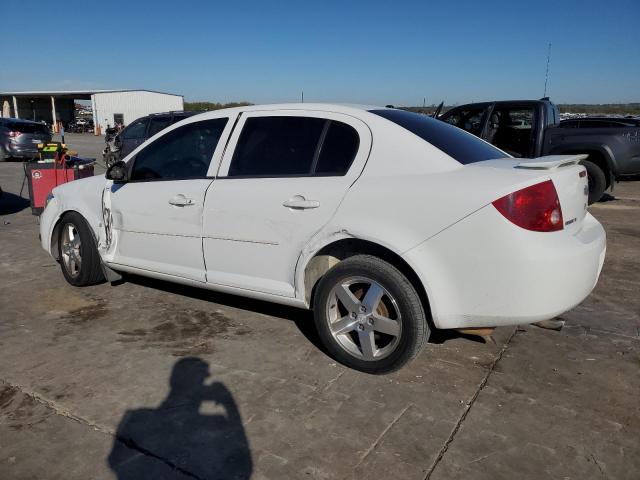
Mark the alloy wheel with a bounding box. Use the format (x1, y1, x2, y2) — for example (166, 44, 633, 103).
(61, 223, 82, 278)
(325, 276, 402, 361)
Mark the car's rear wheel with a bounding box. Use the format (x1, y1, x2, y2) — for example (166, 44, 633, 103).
(313, 255, 429, 374)
(58, 212, 105, 286)
(0, 148, 6, 162)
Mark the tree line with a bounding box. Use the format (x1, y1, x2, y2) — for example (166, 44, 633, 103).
(185, 101, 640, 116)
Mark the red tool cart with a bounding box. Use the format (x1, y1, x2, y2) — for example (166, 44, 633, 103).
(25, 143, 95, 215)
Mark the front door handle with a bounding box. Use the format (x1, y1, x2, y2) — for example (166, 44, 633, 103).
(283, 196, 320, 210)
(169, 194, 195, 207)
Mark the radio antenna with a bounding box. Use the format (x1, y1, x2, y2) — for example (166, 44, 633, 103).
(543, 43, 552, 98)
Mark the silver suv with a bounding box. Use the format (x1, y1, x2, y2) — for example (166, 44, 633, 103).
(0, 119, 51, 161)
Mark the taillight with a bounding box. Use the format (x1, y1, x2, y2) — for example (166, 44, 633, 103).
(492, 180, 563, 232)
(8, 131, 21, 138)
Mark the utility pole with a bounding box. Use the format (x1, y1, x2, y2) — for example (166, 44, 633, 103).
(301, 91, 304, 103)
(543, 43, 552, 98)
(423, 97, 426, 108)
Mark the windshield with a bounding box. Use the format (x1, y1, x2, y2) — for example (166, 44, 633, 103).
(371, 109, 507, 164)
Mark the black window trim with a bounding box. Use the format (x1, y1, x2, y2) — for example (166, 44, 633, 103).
(219, 116, 360, 179)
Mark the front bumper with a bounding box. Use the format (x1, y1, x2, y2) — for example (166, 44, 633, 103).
(403, 206, 606, 329)
(39, 197, 61, 256)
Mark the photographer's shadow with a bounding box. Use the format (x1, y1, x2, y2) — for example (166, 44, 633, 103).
(108, 357, 252, 479)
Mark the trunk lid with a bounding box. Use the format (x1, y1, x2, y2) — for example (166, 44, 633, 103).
(472, 154, 590, 234)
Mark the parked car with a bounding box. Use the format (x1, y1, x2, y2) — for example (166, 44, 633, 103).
(39, 104, 606, 373)
(0, 118, 52, 161)
(560, 117, 640, 128)
(439, 99, 640, 203)
(110, 111, 197, 163)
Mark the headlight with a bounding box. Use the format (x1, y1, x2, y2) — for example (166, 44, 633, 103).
(45, 192, 55, 208)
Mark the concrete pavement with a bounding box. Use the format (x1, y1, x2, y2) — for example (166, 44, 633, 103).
(0, 135, 638, 479)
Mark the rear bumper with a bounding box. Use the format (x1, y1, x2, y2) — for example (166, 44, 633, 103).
(3, 143, 39, 158)
(403, 206, 606, 329)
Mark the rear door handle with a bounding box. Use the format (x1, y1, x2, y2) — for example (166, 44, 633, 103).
(169, 194, 195, 207)
(283, 196, 320, 210)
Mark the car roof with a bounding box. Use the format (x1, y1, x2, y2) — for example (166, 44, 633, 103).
(184, 103, 387, 119)
(0, 118, 43, 124)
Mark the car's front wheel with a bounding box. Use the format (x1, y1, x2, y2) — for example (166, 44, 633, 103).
(313, 255, 429, 374)
(57, 212, 105, 286)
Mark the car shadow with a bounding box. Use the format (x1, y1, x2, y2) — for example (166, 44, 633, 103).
(123, 274, 326, 354)
(0, 191, 30, 215)
(107, 357, 252, 479)
(121, 274, 474, 351)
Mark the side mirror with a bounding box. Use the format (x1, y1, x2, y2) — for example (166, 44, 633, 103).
(106, 161, 128, 182)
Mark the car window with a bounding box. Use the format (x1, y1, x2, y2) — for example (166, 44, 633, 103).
(171, 114, 191, 124)
(121, 119, 148, 140)
(442, 108, 488, 136)
(485, 107, 535, 157)
(560, 120, 580, 128)
(371, 109, 506, 164)
(147, 116, 172, 137)
(580, 120, 631, 128)
(228, 116, 326, 176)
(6, 122, 49, 134)
(314, 121, 360, 175)
(130, 118, 228, 181)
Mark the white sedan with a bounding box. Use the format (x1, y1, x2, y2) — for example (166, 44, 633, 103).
(40, 104, 606, 373)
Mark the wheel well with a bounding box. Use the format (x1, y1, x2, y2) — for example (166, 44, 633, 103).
(50, 216, 64, 261)
(304, 239, 433, 325)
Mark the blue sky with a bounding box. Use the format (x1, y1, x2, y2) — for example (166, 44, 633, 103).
(1, 0, 638, 105)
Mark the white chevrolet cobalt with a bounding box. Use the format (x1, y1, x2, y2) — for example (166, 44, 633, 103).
(40, 104, 606, 373)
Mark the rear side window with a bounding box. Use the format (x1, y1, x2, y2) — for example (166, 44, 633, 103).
(371, 109, 506, 164)
(229, 117, 326, 176)
(315, 121, 359, 175)
(131, 118, 228, 181)
(121, 118, 148, 139)
(147, 116, 172, 137)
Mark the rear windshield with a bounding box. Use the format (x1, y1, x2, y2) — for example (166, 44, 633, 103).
(6, 122, 49, 134)
(371, 109, 507, 164)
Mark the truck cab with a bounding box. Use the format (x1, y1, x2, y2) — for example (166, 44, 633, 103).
(440, 99, 559, 159)
(440, 99, 640, 203)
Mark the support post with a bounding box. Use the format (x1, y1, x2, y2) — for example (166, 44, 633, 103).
(51, 96, 58, 133)
(12, 96, 19, 118)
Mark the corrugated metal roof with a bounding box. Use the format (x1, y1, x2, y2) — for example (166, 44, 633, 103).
(0, 89, 182, 97)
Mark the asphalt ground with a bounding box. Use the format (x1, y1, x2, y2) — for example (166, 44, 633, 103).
(0, 133, 638, 479)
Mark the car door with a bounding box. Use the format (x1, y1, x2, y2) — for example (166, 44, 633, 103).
(118, 117, 149, 158)
(101, 116, 233, 281)
(484, 104, 538, 158)
(202, 110, 372, 297)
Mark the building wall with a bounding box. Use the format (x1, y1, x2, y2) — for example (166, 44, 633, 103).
(92, 91, 184, 133)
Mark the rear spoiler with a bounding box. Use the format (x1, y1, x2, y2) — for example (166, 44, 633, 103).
(514, 154, 587, 170)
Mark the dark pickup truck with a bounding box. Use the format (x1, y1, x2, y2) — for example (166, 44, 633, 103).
(439, 99, 640, 203)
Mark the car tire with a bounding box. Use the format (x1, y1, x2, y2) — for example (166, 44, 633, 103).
(57, 212, 105, 286)
(581, 160, 606, 205)
(0, 148, 6, 162)
(313, 255, 429, 374)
